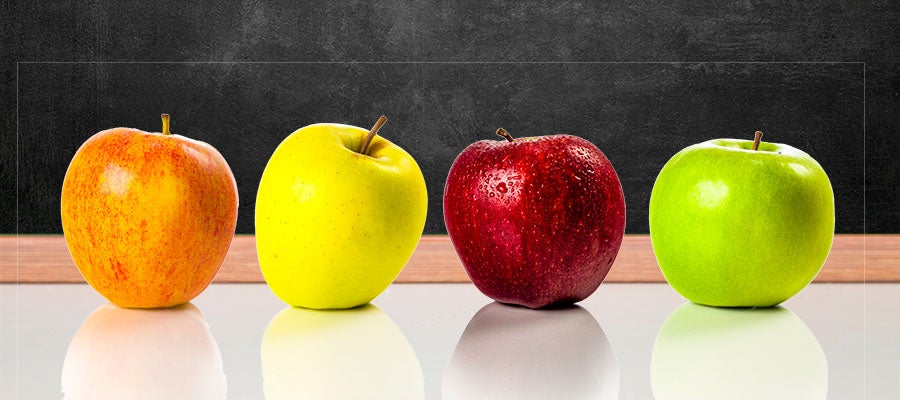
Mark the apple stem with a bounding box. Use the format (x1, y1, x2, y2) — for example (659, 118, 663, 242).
(161, 114, 171, 135)
(496, 128, 514, 142)
(752, 130, 763, 151)
(359, 116, 388, 155)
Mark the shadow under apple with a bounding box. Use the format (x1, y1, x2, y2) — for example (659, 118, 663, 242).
(651, 302, 828, 400)
(443, 302, 619, 400)
(61, 303, 227, 400)
(261, 304, 424, 400)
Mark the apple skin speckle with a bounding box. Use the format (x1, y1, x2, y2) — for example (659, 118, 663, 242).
(61, 127, 239, 308)
(444, 134, 626, 309)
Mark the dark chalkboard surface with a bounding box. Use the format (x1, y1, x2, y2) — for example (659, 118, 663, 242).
(3, 1, 898, 234)
(14, 62, 865, 234)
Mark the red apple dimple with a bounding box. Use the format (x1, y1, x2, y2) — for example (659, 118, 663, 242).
(444, 134, 626, 308)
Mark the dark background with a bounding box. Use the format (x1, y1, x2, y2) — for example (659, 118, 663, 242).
(2, 1, 897, 234)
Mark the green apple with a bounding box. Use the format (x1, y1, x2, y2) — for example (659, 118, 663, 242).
(261, 304, 424, 399)
(651, 302, 827, 399)
(256, 116, 427, 309)
(649, 132, 834, 307)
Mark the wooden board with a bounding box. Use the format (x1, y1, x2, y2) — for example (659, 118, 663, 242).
(1, 235, 897, 283)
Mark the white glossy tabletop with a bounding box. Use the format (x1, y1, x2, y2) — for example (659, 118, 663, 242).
(1, 282, 898, 399)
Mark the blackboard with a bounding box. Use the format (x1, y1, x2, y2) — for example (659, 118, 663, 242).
(3, 1, 898, 234)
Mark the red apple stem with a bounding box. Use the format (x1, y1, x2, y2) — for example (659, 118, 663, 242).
(359, 116, 387, 155)
(496, 128, 514, 142)
(752, 130, 763, 151)
(161, 114, 171, 135)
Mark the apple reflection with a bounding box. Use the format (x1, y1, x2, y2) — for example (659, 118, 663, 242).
(61, 303, 226, 400)
(443, 302, 619, 400)
(651, 302, 828, 399)
(261, 304, 424, 400)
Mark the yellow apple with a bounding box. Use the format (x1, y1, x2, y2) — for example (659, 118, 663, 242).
(61, 114, 239, 308)
(255, 116, 427, 309)
(261, 304, 424, 399)
(61, 303, 227, 400)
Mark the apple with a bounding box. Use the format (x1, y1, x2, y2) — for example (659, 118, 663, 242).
(256, 116, 427, 309)
(61, 303, 227, 400)
(649, 131, 834, 307)
(261, 304, 424, 400)
(443, 302, 619, 400)
(61, 114, 239, 308)
(443, 128, 626, 309)
(651, 302, 827, 399)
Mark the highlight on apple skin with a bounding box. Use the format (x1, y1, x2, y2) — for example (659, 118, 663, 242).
(444, 128, 626, 309)
(649, 131, 835, 307)
(60, 114, 239, 309)
(255, 116, 428, 310)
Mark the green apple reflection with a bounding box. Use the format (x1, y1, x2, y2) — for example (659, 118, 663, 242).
(61, 303, 226, 400)
(443, 302, 619, 400)
(651, 302, 828, 399)
(261, 304, 424, 400)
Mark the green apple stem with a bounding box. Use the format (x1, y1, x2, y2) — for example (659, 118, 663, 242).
(496, 128, 514, 142)
(359, 116, 388, 155)
(752, 130, 763, 151)
(161, 114, 171, 135)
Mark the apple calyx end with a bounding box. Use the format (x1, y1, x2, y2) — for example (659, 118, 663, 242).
(160, 114, 171, 135)
(496, 128, 514, 142)
(752, 130, 763, 151)
(359, 116, 388, 155)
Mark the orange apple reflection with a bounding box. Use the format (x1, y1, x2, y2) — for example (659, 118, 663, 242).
(443, 302, 619, 400)
(651, 302, 828, 399)
(261, 304, 424, 400)
(61, 303, 226, 400)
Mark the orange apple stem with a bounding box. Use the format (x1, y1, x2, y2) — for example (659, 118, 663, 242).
(359, 116, 388, 155)
(496, 128, 514, 142)
(752, 130, 763, 151)
(161, 114, 171, 135)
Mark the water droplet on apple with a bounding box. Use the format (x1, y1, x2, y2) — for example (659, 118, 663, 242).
(496, 182, 508, 193)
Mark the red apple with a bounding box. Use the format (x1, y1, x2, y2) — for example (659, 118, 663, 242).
(444, 128, 626, 308)
(61, 114, 238, 308)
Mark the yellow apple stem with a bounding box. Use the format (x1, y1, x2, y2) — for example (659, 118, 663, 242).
(496, 128, 514, 142)
(752, 130, 763, 151)
(161, 114, 171, 135)
(359, 116, 388, 155)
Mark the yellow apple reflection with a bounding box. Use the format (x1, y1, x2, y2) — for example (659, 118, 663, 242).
(261, 304, 424, 400)
(61, 303, 226, 400)
(651, 302, 828, 399)
(443, 302, 619, 400)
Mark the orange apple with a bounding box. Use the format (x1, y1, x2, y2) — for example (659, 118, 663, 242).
(61, 114, 238, 308)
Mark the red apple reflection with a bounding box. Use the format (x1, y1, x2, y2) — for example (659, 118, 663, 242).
(444, 302, 619, 399)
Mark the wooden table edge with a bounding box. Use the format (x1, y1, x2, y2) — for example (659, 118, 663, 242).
(1, 234, 898, 283)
